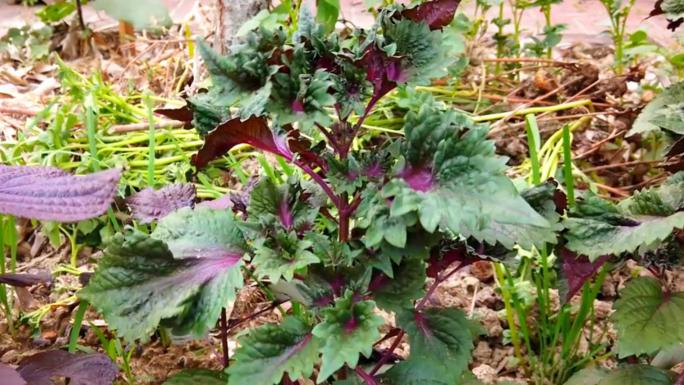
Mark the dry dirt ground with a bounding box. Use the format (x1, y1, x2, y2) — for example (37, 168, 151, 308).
(0, 1, 683, 384)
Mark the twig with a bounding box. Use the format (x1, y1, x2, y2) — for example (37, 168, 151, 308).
(621, 175, 668, 191)
(581, 158, 682, 173)
(573, 129, 626, 160)
(478, 99, 592, 122)
(75, 0, 86, 32)
(508, 111, 626, 133)
(497, 77, 583, 125)
(107, 120, 186, 134)
(482, 57, 579, 66)
(594, 183, 629, 198)
(227, 300, 288, 329)
(0, 107, 39, 116)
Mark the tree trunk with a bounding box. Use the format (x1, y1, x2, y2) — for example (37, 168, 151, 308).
(214, 0, 269, 54)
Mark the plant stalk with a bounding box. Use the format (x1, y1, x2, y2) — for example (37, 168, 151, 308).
(220, 307, 230, 368)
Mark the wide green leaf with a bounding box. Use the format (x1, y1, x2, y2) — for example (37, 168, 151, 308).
(163, 369, 228, 385)
(152, 206, 247, 260)
(564, 213, 684, 260)
(652, 343, 684, 369)
(316, 0, 340, 33)
(79, 229, 244, 341)
(563, 367, 609, 385)
(252, 234, 320, 284)
(629, 82, 684, 136)
(384, 307, 473, 385)
(228, 316, 319, 385)
(92, 0, 171, 29)
(564, 365, 673, 385)
(373, 257, 426, 313)
(613, 277, 684, 357)
(312, 295, 384, 382)
(564, 176, 684, 260)
(598, 365, 672, 385)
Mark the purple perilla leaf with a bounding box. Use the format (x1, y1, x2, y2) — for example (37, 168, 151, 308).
(192, 116, 291, 169)
(155, 105, 194, 128)
(197, 194, 234, 210)
(400, 0, 462, 30)
(17, 350, 117, 385)
(0, 166, 120, 222)
(0, 363, 25, 385)
(559, 248, 610, 303)
(358, 46, 407, 119)
(192, 117, 323, 171)
(127, 183, 196, 223)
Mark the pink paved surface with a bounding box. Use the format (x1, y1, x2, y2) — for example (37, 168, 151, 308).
(338, 0, 681, 48)
(0, 0, 681, 48)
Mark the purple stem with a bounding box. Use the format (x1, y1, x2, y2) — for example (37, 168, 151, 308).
(220, 307, 229, 368)
(293, 160, 339, 208)
(417, 264, 464, 310)
(355, 366, 379, 385)
(675, 370, 684, 385)
(367, 265, 465, 378)
(370, 330, 405, 375)
(315, 122, 340, 153)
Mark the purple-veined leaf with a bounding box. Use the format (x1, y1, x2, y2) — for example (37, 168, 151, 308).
(0, 363, 25, 385)
(0, 166, 121, 222)
(559, 249, 609, 302)
(127, 183, 196, 223)
(612, 277, 684, 357)
(193, 116, 310, 169)
(398, 165, 435, 192)
(17, 350, 117, 385)
(227, 316, 319, 385)
(0, 271, 51, 287)
(80, 221, 245, 341)
(381, 106, 554, 249)
(312, 295, 383, 382)
(385, 307, 473, 385)
(399, 0, 462, 30)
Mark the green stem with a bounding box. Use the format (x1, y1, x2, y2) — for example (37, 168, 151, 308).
(472, 99, 592, 122)
(145, 95, 156, 188)
(69, 300, 89, 353)
(562, 124, 575, 207)
(525, 114, 541, 185)
(543, 5, 552, 58)
(0, 216, 14, 333)
(494, 263, 525, 366)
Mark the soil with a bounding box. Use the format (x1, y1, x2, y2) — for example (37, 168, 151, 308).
(0, 0, 683, 384)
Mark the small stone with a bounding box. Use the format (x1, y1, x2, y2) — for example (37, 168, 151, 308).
(473, 307, 503, 338)
(472, 341, 493, 362)
(470, 261, 494, 282)
(1, 350, 18, 364)
(594, 300, 612, 319)
(42, 330, 58, 342)
(472, 364, 497, 384)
